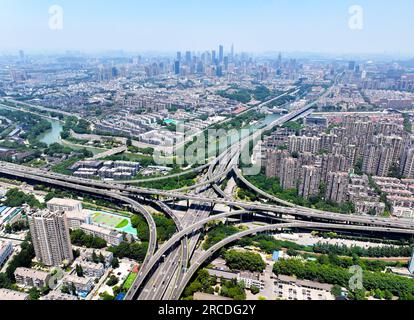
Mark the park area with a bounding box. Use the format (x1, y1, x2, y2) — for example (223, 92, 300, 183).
(122, 271, 138, 291)
(91, 211, 137, 236)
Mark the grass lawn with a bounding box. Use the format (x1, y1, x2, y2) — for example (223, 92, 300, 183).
(115, 219, 129, 229)
(92, 211, 125, 228)
(122, 272, 138, 290)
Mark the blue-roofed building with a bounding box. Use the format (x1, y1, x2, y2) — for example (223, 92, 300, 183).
(272, 251, 280, 261)
(115, 293, 125, 300)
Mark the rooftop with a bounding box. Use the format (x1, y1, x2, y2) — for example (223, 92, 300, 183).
(14, 267, 50, 281)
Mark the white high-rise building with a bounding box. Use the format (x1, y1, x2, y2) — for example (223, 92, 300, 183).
(28, 210, 74, 267)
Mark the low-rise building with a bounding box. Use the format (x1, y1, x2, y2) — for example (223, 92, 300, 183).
(274, 275, 334, 300)
(41, 290, 79, 301)
(62, 275, 94, 294)
(47, 198, 83, 214)
(0, 288, 30, 300)
(76, 259, 105, 278)
(393, 206, 414, 219)
(193, 292, 232, 301)
(14, 267, 51, 289)
(66, 210, 91, 229)
(206, 269, 237, 281)
(237, 271, 264, 290)
(78, 247, 114, 267)
(0, 240, 13, 267)
(80, 223, 123, 246)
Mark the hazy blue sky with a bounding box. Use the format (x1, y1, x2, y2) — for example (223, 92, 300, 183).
(1, 0, 413, 54)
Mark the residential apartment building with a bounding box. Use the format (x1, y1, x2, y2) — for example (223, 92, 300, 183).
(28, 210, 74, 267)
(14, 267, 51, 289)
(326, 172, 349, 204)
(298, 165, 321, 198)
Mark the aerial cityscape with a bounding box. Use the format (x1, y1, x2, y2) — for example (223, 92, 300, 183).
(1, 0, 414, 307)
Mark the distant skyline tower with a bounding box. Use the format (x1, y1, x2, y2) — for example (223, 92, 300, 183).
(212, 50, 217, 64)
(185, 51, 191, 65)
(216, 65, 223, 77)
(224, 56, 229, 70)
(19, 50, 25, 62)
(230, 44, 234, 60)
(176, 51, 181, 62)
(174, 60, 180, 75)
(219, 45, 224, 63)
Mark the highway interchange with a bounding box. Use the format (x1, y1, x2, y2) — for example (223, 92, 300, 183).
(1, 78, 414, 300)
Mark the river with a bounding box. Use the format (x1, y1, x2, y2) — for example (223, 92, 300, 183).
(38, 119, 104, 155)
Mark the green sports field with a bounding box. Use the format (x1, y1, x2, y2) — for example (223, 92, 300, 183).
(92, 212, 128, 229)
(122, 272, 138, 290)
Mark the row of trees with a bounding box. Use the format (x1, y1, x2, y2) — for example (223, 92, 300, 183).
(223, 250, 266, 272)
(4, 220, 29, 234)
(182, 269, 217, 300)
(3, 188, 43, 209)
(273, 258, 414, 299)
(131, 215, 149, 242)
(70, 229, 107, 249)
(313, 243, 413, 258)
(202, 223, 242, 250)
(153, 214, 176, 242)
(108, 242, 148, 263)
(237, 234, 412, 259)
(236, 234, 312, 254)
(316, 253, 405, 273)
(138, 171, 198, 190)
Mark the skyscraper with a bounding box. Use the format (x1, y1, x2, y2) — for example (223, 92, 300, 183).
(28, 210, 74, 267)
(174, 60, 180, 75)
(212, 50, 217, 64)
(219, 45, 224, 63)
(216, 65, 223, 77)
(19, 50, 25, 63)
(185, 51, 191, 65)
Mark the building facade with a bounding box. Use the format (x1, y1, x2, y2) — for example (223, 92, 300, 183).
(28, 210, 74, 267)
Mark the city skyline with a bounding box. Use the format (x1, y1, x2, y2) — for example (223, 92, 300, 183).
(1, 0, 414, 55)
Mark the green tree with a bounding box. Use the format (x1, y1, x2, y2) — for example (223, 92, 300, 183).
(111, 257, 120, 269)
(28, 287, 40, 300)
(250, 285, 260, 295)
(223, 250, 266, 272)
(106, 275, 119, 287)
(75, 264, 84, 277)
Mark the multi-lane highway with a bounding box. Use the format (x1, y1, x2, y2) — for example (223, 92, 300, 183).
(1, 74, 412, 300)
